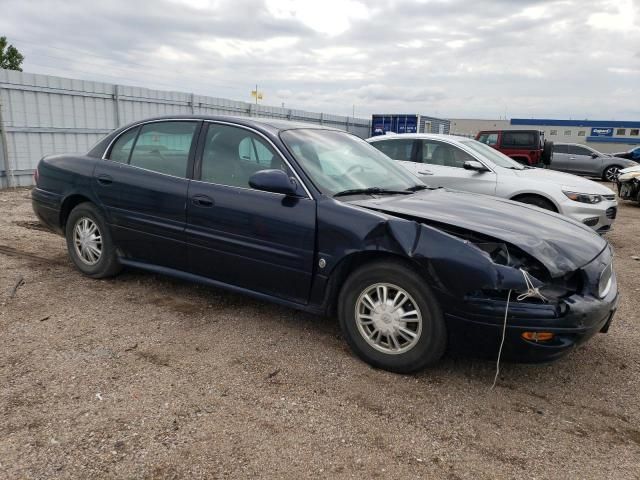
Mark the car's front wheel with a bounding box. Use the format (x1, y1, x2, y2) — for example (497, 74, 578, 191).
(602, 165, 621, 182)
(65, 202, 121, 278)
(338, 260, 446, 373)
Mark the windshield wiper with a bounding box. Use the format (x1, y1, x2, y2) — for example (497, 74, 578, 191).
(405, 184, 428, 192)
(333, 187, 413, 198)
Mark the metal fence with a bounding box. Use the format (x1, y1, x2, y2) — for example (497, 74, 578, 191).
(0, 69, 371, 188)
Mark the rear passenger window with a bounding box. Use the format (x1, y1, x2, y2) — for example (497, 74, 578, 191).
(502, 132, 535, 147)
(109, 127, 139, 163)
(128, 121, 198, 178)
(371, 140, 414, 162)
(554, 144, 568, 154)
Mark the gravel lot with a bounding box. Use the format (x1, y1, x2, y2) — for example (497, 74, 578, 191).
(1, 187, 639, 479)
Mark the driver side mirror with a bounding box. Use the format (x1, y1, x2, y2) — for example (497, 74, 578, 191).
(463, 160, 489, 172)
(591, 152, 599, 158)
(249, 169, 298, 196)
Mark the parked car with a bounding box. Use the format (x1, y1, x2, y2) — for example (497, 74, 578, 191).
(476, 129, 553, 166)
(616, 165, 640, 204)
(367, 133, 618, 233)
(32, 115, 618, 373)
(552, 143, 637, 181)
(613, 146, 640, 161)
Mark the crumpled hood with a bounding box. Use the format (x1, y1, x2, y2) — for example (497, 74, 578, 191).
(349, 189, 607, 277)
(514, 168, 615, 195)
(620, 165, 640, 175)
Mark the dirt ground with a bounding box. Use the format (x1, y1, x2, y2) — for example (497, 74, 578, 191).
(1, 187, 639, 480)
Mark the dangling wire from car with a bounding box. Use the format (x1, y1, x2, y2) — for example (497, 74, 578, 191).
(490, 268, 548, 390)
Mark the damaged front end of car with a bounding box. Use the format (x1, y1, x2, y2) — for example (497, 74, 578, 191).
(404, 220, 618, 362)
(617, 168, 640, 203)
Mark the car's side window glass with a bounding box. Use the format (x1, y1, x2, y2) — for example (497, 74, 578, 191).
(422, 141, 474, 168)
(478, 133, 498, 146)
(569, 145, 591, 156)
(201, 124, 285, 189)
(555, 144, 568, 154)
(371, 140, 414, 162)
(502, 132, 535, 147)
(128, 121, 198, 178)
(108, 127, 139, 163)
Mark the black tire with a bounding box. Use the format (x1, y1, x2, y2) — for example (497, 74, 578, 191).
(513, 194, 557, 212)
(65, 202, 121, 278)
(338, 260, 446, 373)
(602, 165, 622, 182)
(541, 140, 553, 166)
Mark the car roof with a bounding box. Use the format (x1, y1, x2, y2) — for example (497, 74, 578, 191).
(120, 114, 343, 134)
(367, 133, 472, 142)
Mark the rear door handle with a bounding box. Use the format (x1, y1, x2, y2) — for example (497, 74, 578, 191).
(96, 174, 113, 185)
(417, 170, 433, 175)
(191, 195, 214, 207)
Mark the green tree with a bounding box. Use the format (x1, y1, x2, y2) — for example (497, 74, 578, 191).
(0, 36, 24, 71)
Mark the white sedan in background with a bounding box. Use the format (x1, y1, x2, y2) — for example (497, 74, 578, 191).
(367, 134, 618, 233)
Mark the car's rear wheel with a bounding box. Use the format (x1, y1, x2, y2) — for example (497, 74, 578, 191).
(513, 195, 557, 212)
(65, 202, 121, 278)
(602, 165, 621, 182)
(338, 260, 446, 373)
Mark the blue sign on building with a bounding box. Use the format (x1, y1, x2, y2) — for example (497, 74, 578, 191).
(591, 127, 614, 137)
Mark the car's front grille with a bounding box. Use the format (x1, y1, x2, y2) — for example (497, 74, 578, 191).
(606, 207, 617, 219)
(603, 194, 616, 201)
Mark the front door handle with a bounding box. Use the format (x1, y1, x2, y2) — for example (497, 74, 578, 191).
(417, 170, 433, 175)
(96, 174, 113, 185)
(191, 195, 214, 207)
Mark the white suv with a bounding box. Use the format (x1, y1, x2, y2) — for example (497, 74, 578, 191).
(367, 134, 618, 233)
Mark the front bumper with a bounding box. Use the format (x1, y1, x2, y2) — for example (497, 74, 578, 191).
(558, 198, 617, 233)
(443, 248, 619, 363)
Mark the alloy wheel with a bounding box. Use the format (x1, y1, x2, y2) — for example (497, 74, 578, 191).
(355, 283, 423, 355)
(605, 166, 620, 182)
(73, 217, 102, 265)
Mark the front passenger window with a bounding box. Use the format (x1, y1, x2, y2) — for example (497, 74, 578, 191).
(200, 124, 284, 188)
(422, 141, 474, 168)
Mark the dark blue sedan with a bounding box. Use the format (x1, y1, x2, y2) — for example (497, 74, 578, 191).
(32, 115, 618, 372)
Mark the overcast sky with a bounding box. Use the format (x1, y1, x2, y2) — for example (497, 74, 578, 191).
(1, 0, 638, 120)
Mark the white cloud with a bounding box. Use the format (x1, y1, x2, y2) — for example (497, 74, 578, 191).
(265, 0, 370, 36)
(0, 0, 638, 119)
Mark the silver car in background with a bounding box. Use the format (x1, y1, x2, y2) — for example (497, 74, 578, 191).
(367, 134, 618, 233)
(552, 143, 638, 181)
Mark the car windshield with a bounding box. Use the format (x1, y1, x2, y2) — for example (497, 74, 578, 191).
(280, 129, 424, 196)
(459, 139, 526, 170)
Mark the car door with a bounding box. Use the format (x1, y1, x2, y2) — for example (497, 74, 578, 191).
(186, 122, 316, 304)
(92, 120, 201, 270)
(568, 145, 600, 176)
(550, 144, 571, 172)
(416, 140, 497, 195)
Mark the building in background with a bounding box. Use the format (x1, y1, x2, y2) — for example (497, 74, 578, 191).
(370, 114, 450, 137)
(449, 118, 640, 153)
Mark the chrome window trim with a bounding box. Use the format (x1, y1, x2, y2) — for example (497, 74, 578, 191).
(101, 118, 314, 200)
(203, 120, 313, 199)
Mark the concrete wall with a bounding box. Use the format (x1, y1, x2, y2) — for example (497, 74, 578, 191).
(0, 69, 371, 188)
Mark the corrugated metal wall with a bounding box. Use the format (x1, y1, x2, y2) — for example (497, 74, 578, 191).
(0, 69, 371, 188)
